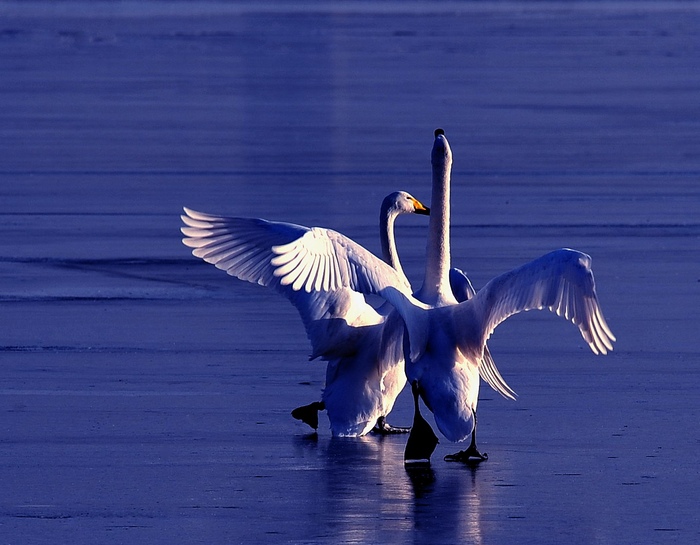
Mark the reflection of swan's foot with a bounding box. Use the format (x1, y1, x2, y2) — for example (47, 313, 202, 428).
(291, 401, 325, 430)
(444, 445, 488, 463)
(371, 416, 411, 435)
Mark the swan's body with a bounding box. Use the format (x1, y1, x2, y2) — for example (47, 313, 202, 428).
(291, 191, 514, 434)
(388, 130, 616, 462)
(295, 191, 431, 435)
(181, 130, 615, 461)
(182, 191, 429, 436)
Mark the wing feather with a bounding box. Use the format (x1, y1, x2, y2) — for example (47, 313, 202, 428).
(448, 267, 517, 400)
(180, 207, 410, 360)
(465, 248, 616, 356)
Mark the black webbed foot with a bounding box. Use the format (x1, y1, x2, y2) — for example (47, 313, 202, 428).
(444, 445, 488, 464)
(404, 382, 439, 466)
(371, 416, 411, 435)
(444, 408, 488, 463)
(291, 401, 325, 430)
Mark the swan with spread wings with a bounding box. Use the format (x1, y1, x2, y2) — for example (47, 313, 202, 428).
(181, 130, 614, 463)
(182, 191, 500, 436)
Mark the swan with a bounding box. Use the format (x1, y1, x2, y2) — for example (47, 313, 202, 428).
(290, 190, 431, 434)
(289, 191, 516, 434)
(181, 129, 614, 464)
(182, 191, 430, 436)
(397, 129, 616, 464)
(232, 130, 613, 463)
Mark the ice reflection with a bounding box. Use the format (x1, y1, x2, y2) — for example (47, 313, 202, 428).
(291, 434, 493, 544)
(320, 436, 413, 541)
(408, 463, 486, 545)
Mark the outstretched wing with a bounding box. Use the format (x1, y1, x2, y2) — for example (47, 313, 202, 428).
(182, 208, 409, 295)
(465, 249, 616, 356)
(181, 207, 410, 357)
(449, 267, 517, 400)
(182, 208, 307, 287)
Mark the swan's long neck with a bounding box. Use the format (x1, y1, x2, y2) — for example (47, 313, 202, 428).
(379, 204, 406, 279)
(419, 133, 453, 305)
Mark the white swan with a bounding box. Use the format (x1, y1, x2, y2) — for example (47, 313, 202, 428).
(182, 191, 429, 436)
(289, 191, 515, 434)
(291, 190, 432, 434)
(181, 129, 615, 463)
(396, 129, 616, 463)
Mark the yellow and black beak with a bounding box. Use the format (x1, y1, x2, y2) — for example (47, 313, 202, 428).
(412, 198, 430, 216)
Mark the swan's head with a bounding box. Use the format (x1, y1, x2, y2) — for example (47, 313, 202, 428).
(383, 191, 430, 217)
(432, 128, 452, 167)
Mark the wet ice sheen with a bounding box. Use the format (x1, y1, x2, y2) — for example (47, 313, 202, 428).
(1, 2, 699, 544)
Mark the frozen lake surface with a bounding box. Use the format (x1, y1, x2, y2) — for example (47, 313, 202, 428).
(1, 2, 699, 543)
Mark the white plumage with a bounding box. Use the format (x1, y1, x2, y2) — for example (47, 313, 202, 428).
(377, 130, 615, 462)
(182, 191, 428, 436)
(182, 130, 615, 461)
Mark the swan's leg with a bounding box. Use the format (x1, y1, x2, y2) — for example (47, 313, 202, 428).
(444, 409, 488, 463)
(291, 401, 325, 430)
(404, 382, 439, 466)
(371, 415, 411, 435)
